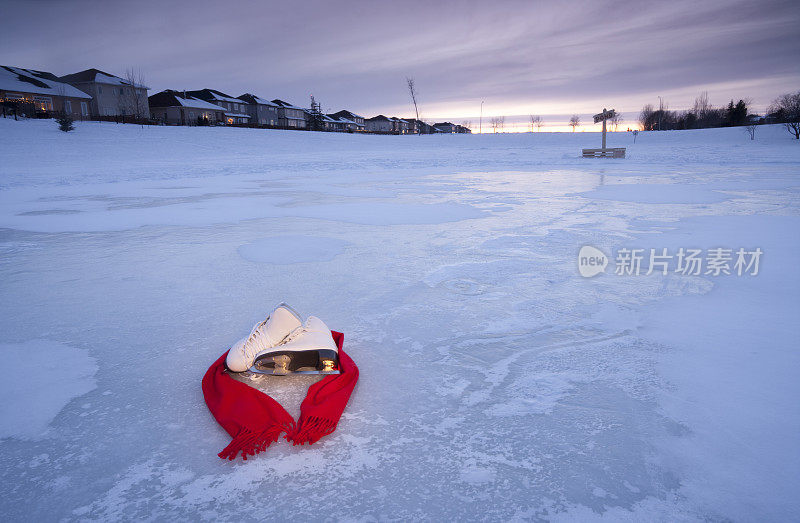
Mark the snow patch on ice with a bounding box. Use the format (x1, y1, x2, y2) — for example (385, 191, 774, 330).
(0, 340, 97, 440)
(578, 183, 730, 204)
(459, 465, 496, 485)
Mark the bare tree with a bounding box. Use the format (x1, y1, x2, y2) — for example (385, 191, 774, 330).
(406, 77, 420, 135)
(490, 117, 501, 133)
(639, 104, 654, 130)
(569, 114, 580, 132)
(693, 91, 711, 121)
(461, 120, 472, 131)
(123, 68, 147, 125)
(530, 115, 542, 132)
(498, 116, 505, 132)
(610, 112, 623, 131)
(768, 91, 800, 139)
(744, 124, 757, 140)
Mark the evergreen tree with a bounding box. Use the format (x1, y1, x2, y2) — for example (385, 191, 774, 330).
(57, 115, 74, 132)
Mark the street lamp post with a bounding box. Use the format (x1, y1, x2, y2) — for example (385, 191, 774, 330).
(658, 96, 663, 130)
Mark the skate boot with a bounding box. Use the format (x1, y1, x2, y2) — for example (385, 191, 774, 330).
(249, 316, 340, 375)
(225, 303, 303, 372)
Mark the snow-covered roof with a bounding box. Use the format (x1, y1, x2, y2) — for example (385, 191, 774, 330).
(272, 99, 304, 110)
(176, 96, 226, 111)
(206, 91, 241, 103)
(0, 65, 91, 99)
(240, 94, 277, 106)
(94, 71, 147, 88)
(60, 68, 148, 89)
(326, 116, 362, 127)
(224, 112, 250, 118)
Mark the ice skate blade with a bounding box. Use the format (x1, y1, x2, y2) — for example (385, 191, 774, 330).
(245, 367, 341, 376)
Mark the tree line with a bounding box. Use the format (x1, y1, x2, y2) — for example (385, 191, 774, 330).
(639, 90, 800, 139)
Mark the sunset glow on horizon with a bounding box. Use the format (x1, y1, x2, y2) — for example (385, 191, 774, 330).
(2, 0, 797, 130)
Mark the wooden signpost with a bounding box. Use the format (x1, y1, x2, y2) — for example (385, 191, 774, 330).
(582, 108, 626, 158)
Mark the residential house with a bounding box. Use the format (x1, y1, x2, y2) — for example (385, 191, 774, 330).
(327, 114, 361, 132)
(405, 119, 435, 134)
(186, 89, 250, 124)
(272, 99, 307, 129)
(329, 110, 365, 131)
(434, 122, 458, 133)
(402, 118, 418, 134)
(455, 124, 472, 134)
(0, 65, 91, 119)
(365, 114, 394, 133)
(319, 114, 340, 132)
(59, 68, 149, 119)
(237, 93, 279, 126)
(148, 90, 226, 126)
(391, 117, 409, 134)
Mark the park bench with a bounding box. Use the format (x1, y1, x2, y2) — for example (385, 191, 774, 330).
(582, 147, 626, 158)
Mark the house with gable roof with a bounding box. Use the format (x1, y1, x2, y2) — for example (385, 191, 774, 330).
(329, 110, 365, 131)
(59, 68, 148, 118)
(186, 89, 251, 124)
(237, 93, 279, 127)
(365, 114, 394, 133)
(1, 65, 92, 119)
(271, 99, 307, 129)
(148, 90, 226, 126)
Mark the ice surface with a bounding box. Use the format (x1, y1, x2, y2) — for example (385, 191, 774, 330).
(0, 118, 798, 521)
(237, 236, 350, 264)
(577, 183, 731, 204)
(0, 340, 97, 440)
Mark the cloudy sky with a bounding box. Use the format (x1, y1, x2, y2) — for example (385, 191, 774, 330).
(2, 0, 798, 130)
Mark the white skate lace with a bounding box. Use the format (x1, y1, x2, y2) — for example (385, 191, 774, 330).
(242, 319, 277, 362)
(280, 322, 308, 345)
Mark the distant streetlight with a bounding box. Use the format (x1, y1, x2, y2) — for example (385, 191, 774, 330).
(658, 95, 663, 131)
(479, 100, 484, 134)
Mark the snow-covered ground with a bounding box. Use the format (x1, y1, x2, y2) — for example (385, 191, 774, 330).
(0, 118, 798, 521)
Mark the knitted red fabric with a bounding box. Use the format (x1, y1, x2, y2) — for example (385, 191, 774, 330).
(202, 331, 358, 460)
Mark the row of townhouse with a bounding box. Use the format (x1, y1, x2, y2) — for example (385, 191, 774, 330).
(1, 64, 472, 134)
(364, 116, 471, 134)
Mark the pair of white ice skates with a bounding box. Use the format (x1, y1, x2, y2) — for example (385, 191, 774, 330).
(225, 304, 340, 376)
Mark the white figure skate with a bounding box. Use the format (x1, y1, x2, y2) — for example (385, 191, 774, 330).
(225, 303, 303, 372)
(249, 316, 341, 375)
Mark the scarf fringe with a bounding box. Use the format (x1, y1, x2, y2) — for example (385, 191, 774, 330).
(290, 416, 338, 446)
(217, 423, 294, 461)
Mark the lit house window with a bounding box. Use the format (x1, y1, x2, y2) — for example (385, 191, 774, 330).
(33, 96, 53, 111)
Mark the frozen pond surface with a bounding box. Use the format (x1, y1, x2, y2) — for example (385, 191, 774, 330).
(0, 120, 798, 521)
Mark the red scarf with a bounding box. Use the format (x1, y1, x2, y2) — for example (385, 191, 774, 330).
(202, 331, 358, 460)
